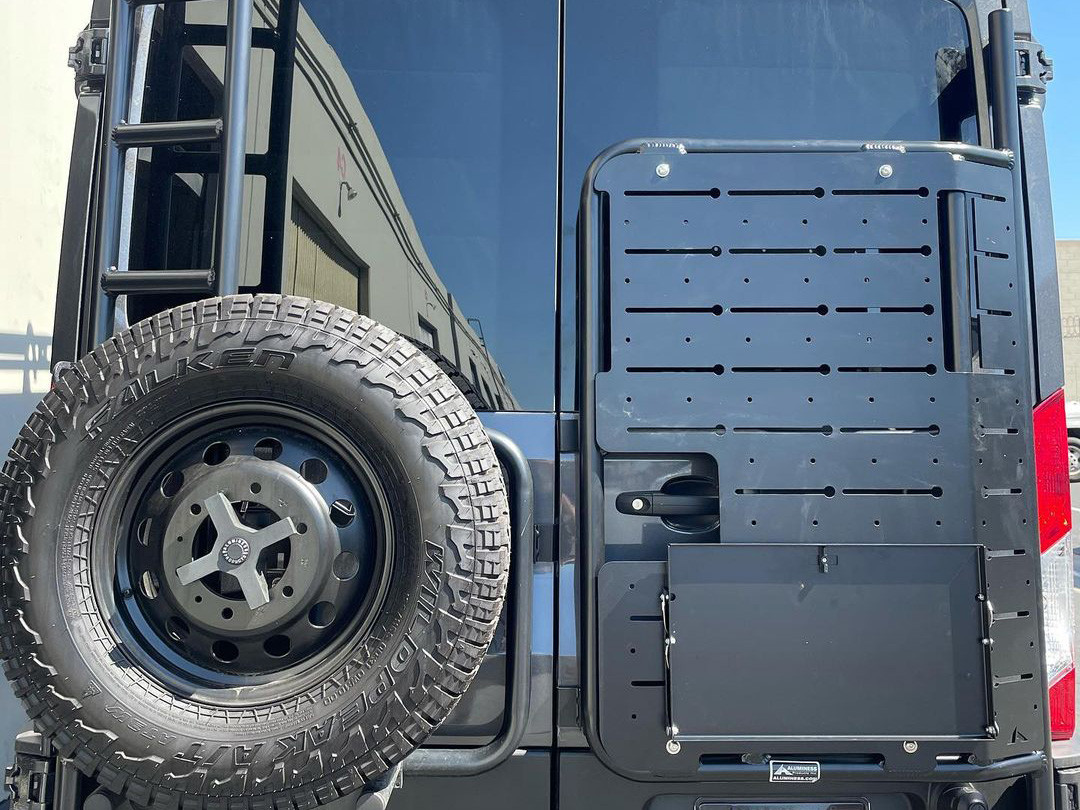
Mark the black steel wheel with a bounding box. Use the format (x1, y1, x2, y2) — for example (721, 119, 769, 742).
(107, 409, 391, 695)
(0, 296, 510, 810)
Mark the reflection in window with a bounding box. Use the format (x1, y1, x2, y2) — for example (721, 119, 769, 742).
(416, 317, 440, 353)
(286, 195, 367, 314)
(279, 0, 558, 410)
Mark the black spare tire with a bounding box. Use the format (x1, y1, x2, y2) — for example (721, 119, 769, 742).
(0, 296, 510, 809)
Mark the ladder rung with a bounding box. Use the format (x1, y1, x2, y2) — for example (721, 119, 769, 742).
(185, 24, 277, 49)
(101, 270, 216, 294)
(113, 119, 223, 148)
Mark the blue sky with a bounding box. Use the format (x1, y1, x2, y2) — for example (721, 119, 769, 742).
(1031, 0, 1080, 238)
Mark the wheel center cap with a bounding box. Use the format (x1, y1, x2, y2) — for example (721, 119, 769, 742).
(220, 537, 251, 565)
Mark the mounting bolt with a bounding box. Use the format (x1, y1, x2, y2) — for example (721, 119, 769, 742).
(903, 740, 918, 754)
(656, 162, 671, 178)
(878, 163, 894, 178)
(665, 739, 681, 755)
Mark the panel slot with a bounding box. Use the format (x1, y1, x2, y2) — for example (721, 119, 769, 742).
(728, 246, 827, 255)
(735, 487, 836, 496)
(730, 365, 830, 374)
(832, 187, 931, 197)
(834, 305, 935, 314)
(627, 425, 726, 435)
(728, 187, 826, 197)
(833, 246, 933, 255)
(733, 425, 833, 435)
(842, 487, 943, 497)
(626, 246, 722, 255)
(837, 365, 937, 374)
(626, 365, 724, 374)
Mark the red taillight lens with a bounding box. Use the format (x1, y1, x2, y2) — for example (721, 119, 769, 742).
(1034, 389, 1071, 552)
(1051, 667, 1076, 741)
(1033, 388, 1075, 740)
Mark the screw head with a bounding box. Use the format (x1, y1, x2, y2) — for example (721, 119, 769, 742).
(878, 163, 894, 178)
(656, 163, 671, 178)
(903, 740, 918, 753)
(666, 739, 681, 755)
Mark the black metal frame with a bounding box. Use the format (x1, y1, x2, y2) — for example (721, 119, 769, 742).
(405, 429, 535, 776)
(92, 0, 252, 342)
(87, 0, 302, 344)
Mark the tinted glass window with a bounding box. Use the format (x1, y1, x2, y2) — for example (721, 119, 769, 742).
(285, 1, 559, 410)
(560, 0, 978, 406)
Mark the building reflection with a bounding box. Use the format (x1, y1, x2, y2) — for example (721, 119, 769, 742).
(129, 0, 518, 410)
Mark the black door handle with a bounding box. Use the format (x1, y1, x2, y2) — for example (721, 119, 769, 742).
(615, 491, 719, 517)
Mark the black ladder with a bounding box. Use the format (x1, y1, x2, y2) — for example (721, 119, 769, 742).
(93, 0, 254, 343)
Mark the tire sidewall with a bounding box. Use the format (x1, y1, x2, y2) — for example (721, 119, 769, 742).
(3, 299, 507, 799)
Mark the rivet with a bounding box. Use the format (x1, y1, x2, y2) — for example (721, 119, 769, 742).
(656, 163, 671, 178)
(903, 740, 918, 754)
(878, 164, 894, 178)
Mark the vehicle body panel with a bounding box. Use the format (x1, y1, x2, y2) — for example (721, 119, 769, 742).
(37, 0, 1073, 808)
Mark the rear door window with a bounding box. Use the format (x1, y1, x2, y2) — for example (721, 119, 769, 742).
(288, 0, 560, 411)
(560, 0, 979, 407)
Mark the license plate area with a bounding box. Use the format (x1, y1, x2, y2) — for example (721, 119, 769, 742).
(666, 544, 989, 741)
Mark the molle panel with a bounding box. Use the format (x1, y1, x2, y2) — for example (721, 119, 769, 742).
(588, 145, 1043, 777)
(594, 149, 1025, 544)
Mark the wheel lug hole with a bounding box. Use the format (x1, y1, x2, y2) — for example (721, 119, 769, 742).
(333, 551, 359, 581)
(309, 601, 336, 627)
(300, 458, 328, 484)
(160, 470, 184, 497)
(264, 634, 291, 658)
(330, 499, 355, 528)
(189, 504, 202, 515)
(254, 437, 283, 461)
(296, 522, 308, 535)
(221, 607, 233, 620)
(282, 585, 294, 597)
(250, 482, 262, 494)
(166, 616, 190, 641)
(212, 640, 238, 663)
(203, 441, 231, 466)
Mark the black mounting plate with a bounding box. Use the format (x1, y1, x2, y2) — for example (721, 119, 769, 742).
(581, 140, 1045, 780)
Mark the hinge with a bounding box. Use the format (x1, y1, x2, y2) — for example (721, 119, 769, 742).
(660, 590, 680, 755)
(1016, 38, 1053, 96)
(5, 732, 54, 810)
(68, 27, 109, 83)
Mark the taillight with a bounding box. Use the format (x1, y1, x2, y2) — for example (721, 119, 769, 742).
(1033, 388, 1075, 740)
